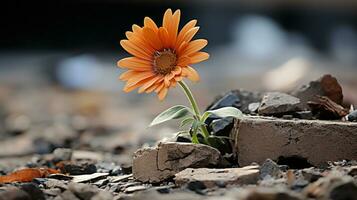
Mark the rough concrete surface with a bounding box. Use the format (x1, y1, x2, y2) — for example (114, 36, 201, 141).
(175, 166, 260, 188)
(233, 116, 357, 167)
(133, 142, 221, 183)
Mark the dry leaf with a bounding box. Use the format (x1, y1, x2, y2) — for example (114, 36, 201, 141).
(0, 168, 59, 183)
(308, 96, 348, 119)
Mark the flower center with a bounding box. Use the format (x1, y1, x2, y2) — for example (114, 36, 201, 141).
(153, 49, 177, 75)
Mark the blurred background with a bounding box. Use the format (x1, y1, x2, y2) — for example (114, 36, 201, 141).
(1, 0, 357, 165)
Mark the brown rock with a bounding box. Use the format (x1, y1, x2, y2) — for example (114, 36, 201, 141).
(304, 172, 357, 200)
(133, 142, 222, 183)
(0, 187, 31, 200)
(174, 166, 259, 188)
(235, 187, 304, 200)
(56, 161, 97, 175)
(232, 116, 357, 167)
(292, 74, 343, 108)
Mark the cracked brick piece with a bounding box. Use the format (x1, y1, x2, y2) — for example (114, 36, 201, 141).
(133, 142, 221, 183)
(175, 166, 259, 188)
(232, 116, 357, 167)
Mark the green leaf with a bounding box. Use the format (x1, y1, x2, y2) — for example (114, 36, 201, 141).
(191, 134, 199, 144)
(192, 120, 205, 129)
(200, 112, 212, 122)
(180, 117, 195, 128)
(149, 105, 192, 127)
(206, 107, 243, 119)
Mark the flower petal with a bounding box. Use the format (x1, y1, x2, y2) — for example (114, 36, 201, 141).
(170, 79, 177, 87)
(180, 39, 208, 56)
(155, 82, 165, 93)
(144, 17, 158, 32)
(126, 71, 155, 87)
(177, 41, 189, 55)
(158, 87, 168, 101)
(174, 75, 183, 82)
(145, 80, 163, 93)
(142, 27, 163, 50)
(132, 24, 142, 34)
(138, 76, 162, 93)
(177, 56, 191, 67)
(168, 9, 180, 46)
(123, 77, 153, 93)
(125, 31, 154, 55)
(164, 72, 175, 86)
(120, 40, 152, 61)
(172, 66, 182, 75)
(189, 52, 209, 64)
(183, 66, 200, 82)
(117, 57, 152, 71)
(176, 19, 197, 48)
(163, 9, 173, 33)
(158, 27, 170, 48)
(181, 27, 199, 43)
(119, 70, 138, 81)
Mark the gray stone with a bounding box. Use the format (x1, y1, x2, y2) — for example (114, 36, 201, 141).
(347, 110, 357, 122)
(294, 111, 313, 119)
(43, 188, 62, 197)
(175, 166, 259, 188)
(109, 174, 132, 183)
(258, 92, 301, 116)
(59, 190, 80, 200)
(129, 190, 204, 200)
(209, 117, 234, 136)
(207, 90, 262, 115)
(259, 159, 282, 179)
(91, 191, 114, 200)
(248, 102, 260, 113)
(53, 148, 73, 161)
(124, 185, 148, 193)
(232, 116, 357, 167)
(68, 183, 99, 200)
(0, 187, 31, 200)
(44, 179, 68, 190)
(133, 142, 221, 183)
(301, 167, 322, 182)
(19, 183, 45, 200)
(72, 172, 109, 183)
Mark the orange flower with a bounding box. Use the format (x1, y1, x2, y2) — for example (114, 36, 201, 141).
(117, 9, 209, 100)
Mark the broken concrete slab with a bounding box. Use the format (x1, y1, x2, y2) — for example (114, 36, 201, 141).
(133, 142, 222, 183)
(174, 166, 259, 188)
(232, 116, 357, 167)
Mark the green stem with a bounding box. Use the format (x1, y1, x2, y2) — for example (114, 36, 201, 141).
(178, 81, 210, 144)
